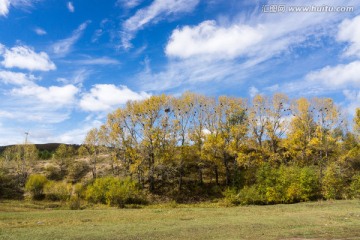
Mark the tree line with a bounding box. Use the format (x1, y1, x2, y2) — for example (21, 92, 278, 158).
(1, 92, 360, 205)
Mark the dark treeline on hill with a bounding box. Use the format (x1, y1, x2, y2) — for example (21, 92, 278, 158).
(0, 143, 81, 154)
(1, 92, 360, 207)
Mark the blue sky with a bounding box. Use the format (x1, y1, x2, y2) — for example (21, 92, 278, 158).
(0, 0, 359, 144)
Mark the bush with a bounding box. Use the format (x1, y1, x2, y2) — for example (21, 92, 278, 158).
(67, 161, 90, 183)
(237, 185, 263, 205)
(69, 196, 81, 210)
(44, 181, 72, 201)
(298, 166, 320, 201)
(85, 177, 112, 204)
(0, 171, 23, 199)
(45, 164, 63, 180)
(349, 174, 360, 199)
(106, 178, 142, 208)
(25, 174, 48, 200)
(86, 177, 143, 208)
(322, 163, 345, 200)
(223, 188, 240, 206)
(233, 164, 321, 205)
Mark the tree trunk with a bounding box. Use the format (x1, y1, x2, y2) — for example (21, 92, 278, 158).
(178, 164, 183, 191)
(198, 166, 203, 185)
(223, 153, 231, 186)
(214, 166, 219, 185)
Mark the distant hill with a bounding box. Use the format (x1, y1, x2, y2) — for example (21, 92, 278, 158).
(0, 143, 81, 153)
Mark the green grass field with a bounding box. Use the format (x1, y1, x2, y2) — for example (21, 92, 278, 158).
(1, 200, 360, 240)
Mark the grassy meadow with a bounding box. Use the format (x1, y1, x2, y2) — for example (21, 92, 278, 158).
(1, 200, 360, 240)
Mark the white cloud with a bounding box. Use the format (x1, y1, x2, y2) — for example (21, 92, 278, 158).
(343, 90, 360, 115)
(136, 57, 251, 92)
(146, 0, 358, 93)
(0, 70, 37, 85)
(67, 1, 74, 12)
(1, 45, 56, 71)
(166, 20, 263, 59)
(52, 21, 90, 56)
(12, 84, 79, 106)
(34, 27, 47, 35)
(0, 0, 40, 17)
(165, 0, 356, 61)
(306, 61, 360, 87)
(249, 86, 259, 98)
(80, 84, 150, 112)
(121, 0, 200, 49)
(76, 57, 120, 65)
(337, 15, 360, 57)
(116, 0, 142, 9)
(0, 0, 10, 16)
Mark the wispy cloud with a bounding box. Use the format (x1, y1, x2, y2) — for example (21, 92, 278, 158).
(143, 0, 358, 94)
(343, 90, 360, 115)
(0, 0, 10, 16)
(76, 57, 120, 65)
(0, 0, 41, 17)
(116, 0, 142, 9)
(57, 68, 91, 85)
(67, 1, 74, 13)
(121, 0, 200, 49)
(1, 45, 56, 71)
(52, 21, 90, 57)
(34, 27, 47, 35)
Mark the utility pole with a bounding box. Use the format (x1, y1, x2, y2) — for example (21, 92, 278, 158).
(21, 131, 30, 185)
(24, 132, 29, 145)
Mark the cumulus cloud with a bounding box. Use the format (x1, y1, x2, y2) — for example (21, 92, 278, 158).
(1, 45, 56, 71)
(166, 20, 263, 59)
(165, 0, 357, 62)
(337, 15, 360, 57)
(306, 61, 360, 87)
(121, 0, 199, 49)
(0, 70, 37, 85)
(52, 21, 90, 56)
(12, 84, 79, 106)
(80, 84, 150, 112)
(0, 0, 10, 16)
(67, 1, 74, 12)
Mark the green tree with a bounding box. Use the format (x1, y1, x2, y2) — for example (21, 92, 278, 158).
(25, 174, 48, 200)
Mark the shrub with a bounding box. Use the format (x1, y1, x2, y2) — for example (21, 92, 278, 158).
(349, 174, 360, 199)
(25, 174, 48, 200)
(69, 196, 81, 210)
(67, 161, 90, 183)
(0, 171, 23, 199)
(223, 188, 240, 206)
(74, 182, 85, 198)
(237, 185, 263, 205)
(86, 177, 143, 208)
(45, 164, 63, 180)
(298, 166, 320, 201)
(44, 181, 72, 201)
(322, 163, 345, 200)
(106, 178, 142, 208)
(85, 177, 113, 204)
